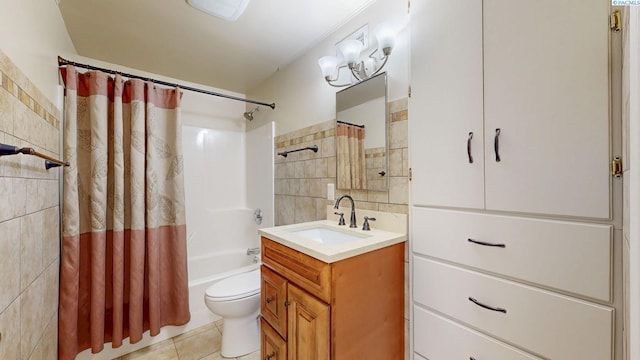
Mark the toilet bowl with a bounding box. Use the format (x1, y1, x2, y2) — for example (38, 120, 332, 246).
(204, 268, 261, 358)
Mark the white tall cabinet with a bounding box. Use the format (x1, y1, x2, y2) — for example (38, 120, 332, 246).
(410, 0, 621, 359)
(412, 0, 611, 218)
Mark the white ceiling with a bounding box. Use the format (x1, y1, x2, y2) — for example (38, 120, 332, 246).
(58, 0, 376, 94)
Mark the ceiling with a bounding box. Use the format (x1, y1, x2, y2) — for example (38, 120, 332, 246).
(58, 0, 376, 94)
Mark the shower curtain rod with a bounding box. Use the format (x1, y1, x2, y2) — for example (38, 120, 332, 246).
(337, 120, 365, 128)
(57, 56, 276, 110)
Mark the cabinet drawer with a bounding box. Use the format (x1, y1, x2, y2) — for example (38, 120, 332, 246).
(261, 266, 288, 339)
(414, 306, 541, 360)
(413, 257, 614, 360)
(412, 207, 612, 301)
(261, 318, 287, 360)
(262, 237, 331, 302)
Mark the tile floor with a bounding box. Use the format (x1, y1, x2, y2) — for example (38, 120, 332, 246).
(112, 320, 260, 360)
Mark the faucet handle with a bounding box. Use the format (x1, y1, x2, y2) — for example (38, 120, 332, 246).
(334, 212, 346, 226)
(362, 216, 376, 231)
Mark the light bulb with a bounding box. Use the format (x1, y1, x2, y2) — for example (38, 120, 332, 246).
(338, 39, 364, 68)
(374, 22, 396, 56)
(318, 56, 340, 79)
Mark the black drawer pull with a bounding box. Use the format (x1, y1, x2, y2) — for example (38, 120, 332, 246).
(266, 297, 273, 304)
(494, 128, 501, 162)
(467, 132, 474, 163)
(468, 238, 506, 248)
(469, 297, 507, 313)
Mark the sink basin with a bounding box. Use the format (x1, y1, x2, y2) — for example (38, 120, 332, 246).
(288, 226, 369, 245)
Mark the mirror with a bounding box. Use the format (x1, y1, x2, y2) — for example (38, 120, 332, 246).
(335, 72, 388, 191)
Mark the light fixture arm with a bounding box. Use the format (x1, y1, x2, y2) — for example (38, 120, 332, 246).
(349, 48, 390, 82)
(324, 64, 355, 87)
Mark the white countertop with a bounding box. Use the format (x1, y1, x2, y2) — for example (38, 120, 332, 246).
(258, 220, 407, 263)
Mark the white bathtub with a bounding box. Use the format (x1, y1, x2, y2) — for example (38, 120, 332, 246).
(187, 248, 260, 329)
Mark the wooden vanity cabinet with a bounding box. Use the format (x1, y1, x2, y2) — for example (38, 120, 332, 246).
(260, 236, 405, 360)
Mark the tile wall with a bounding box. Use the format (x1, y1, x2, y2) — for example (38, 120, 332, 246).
(0, 51, 61, 360)
(274, 97, 409, 225)
(365, 146, 387, 190)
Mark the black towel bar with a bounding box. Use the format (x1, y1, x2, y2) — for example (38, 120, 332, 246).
(277, 145, 319, 158)
(0, 143, 69, 169)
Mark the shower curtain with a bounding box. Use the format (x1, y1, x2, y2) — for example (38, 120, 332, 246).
(337, 122, 367, 190)
(58, 66, 190, 360)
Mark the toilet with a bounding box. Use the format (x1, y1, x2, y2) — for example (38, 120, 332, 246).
(204, 268, 261, 358)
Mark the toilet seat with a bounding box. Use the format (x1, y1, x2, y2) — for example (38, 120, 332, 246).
(205, 269, 260, 302)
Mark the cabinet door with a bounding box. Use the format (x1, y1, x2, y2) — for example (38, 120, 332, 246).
(287, 284, 330, 360)
(410, 0, 484, 208)
(483, 0, 611, 218)
(262, 266, 288, 338)
(261, 319, 287, 360)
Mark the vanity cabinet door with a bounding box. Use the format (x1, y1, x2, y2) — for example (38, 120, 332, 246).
(261, 266, 288, 338)
(483, 0, 611, 218)
(409, 0, 485, 209)
(261, 318, 287, 360)
(287, 284, 330, 360)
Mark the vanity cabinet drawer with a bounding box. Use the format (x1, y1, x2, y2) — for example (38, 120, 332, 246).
(413, 257, 614, 360)
(261, 266, 288, 339)
(412, 207, 612, 301)
(414, 306, 541, 360)
(261, 318, 287, 360)
(262, 237, 331, 302)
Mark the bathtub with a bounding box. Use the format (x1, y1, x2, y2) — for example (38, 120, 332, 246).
(187, 248, 260, 329)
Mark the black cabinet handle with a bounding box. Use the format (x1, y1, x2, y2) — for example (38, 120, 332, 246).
(494, 128, 501, 162)
(266, 297, 273, 304)
(467, 132, 474, 163)
(469, 297, 507, 313)
(468, 238, 506, 248)
(470, 358, 476, 360)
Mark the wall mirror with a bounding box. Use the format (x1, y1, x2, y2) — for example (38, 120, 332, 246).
(335, 72, 388, 191)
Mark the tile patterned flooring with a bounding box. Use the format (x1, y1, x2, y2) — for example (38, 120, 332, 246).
(112, 320, 260, 360)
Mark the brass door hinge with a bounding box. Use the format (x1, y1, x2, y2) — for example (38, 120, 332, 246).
(409, 168, 413, 181)
(611, 10, 621, 32)
(612, 156, 622, 178)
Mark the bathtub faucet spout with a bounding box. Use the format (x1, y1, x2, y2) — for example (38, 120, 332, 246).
(246, 247, 260, 256)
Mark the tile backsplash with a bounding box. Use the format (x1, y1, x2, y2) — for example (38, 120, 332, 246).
(0, 50, 61, 360)
(274, 97, 409, 226)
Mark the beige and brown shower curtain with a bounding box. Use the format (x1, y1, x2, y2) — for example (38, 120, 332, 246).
(337, 122, 367, 190)
(58, 66, 190, 360)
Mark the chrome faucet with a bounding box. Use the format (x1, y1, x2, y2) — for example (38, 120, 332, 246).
(247, 247, 260, 255)
(334, 194, 357, 228)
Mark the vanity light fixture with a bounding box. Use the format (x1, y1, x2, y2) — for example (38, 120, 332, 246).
(318, 22, 396, 87)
